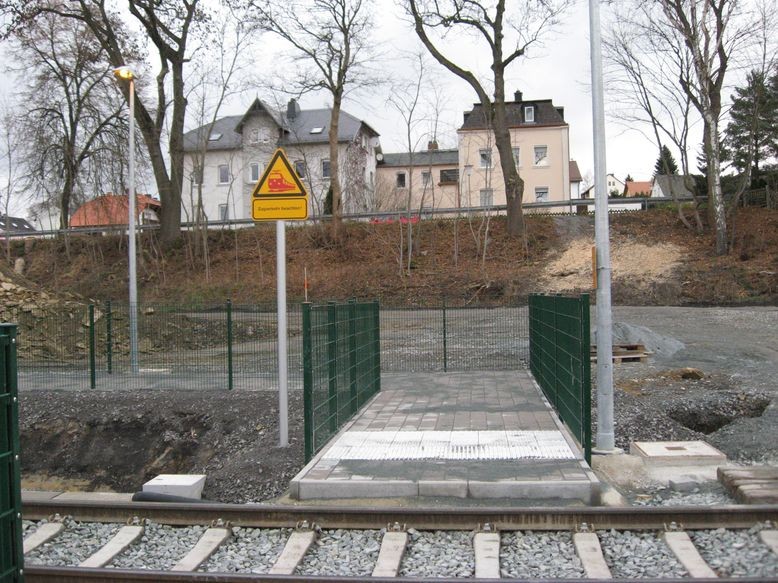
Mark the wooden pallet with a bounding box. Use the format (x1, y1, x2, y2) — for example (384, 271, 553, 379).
(718, 466, 778, 504)
(590, 344, 652, 364)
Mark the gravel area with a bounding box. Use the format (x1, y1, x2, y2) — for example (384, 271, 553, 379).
(500, 531, 584, 579)
(599, 529, 687, 579)
(25, 518, 121, 566)
(22, 519, 37, 535)
(201, 527, 290, 573)
(109, 522, 206, 570)
(298, 529, 381, 576)
(691, 526, 778, 578)
(632, 484, 735, 506)
(400, 530, 475, 578)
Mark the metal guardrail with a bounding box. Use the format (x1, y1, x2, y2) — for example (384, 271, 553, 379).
(0, 324, 24, 582)
(529, 294, 592, 463)
(302, 300, 380, 462)
(2, 196, 694, 239)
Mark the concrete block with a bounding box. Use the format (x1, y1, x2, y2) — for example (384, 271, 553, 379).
(53, 492, 135, 503)
(297, 479, 418, 500)
(468, 480, 595, 503)
(630, 441, 726, 466)
(669, 478, 700, 493)
(143, 474, 206, 499)
(418, 480, 468, 498)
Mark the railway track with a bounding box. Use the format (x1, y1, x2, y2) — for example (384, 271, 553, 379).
(21, 499, 778, 582)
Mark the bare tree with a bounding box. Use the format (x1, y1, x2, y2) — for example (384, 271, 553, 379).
(0, 107, 22, 261)
(407, 0, 571, 243)
(251, 0, 377, 240)
(6, 11, 128, 229)
(1, 0, 218, 244)
(645, 0, 755, 255)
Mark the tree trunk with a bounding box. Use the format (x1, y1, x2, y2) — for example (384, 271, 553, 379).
(491, 98, 525, 239)
(704, 112, 727, 255)
(162, 60, 186, 246)
(328, 94, 343, 240)
(59, 171, 73, 230)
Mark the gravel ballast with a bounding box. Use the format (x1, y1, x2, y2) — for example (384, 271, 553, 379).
(599, 529, 687, 579)
(400, 530, 474, 578)
(25, 519, 121, 567)
(298, 529, 382, 576)
(109, 522, 206, 570)
(500, 531, 584, 579)
(691, 526, 778, 578)
(202, 527, 290, 573)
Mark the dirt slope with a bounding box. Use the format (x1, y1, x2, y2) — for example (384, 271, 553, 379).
(7, 207, 778, 306)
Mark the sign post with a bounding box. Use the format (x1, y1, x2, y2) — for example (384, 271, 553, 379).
(252, 148, 309, 447)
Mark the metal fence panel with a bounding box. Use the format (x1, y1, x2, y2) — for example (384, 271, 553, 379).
(529, 294, 591, 462)
(302, 301, 380, 462)
(0, 324, 24, 582)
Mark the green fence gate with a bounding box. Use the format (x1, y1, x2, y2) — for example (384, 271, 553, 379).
(302, 300, 381, 462)
(0, 324, 24, 582)
(528, 294, 592, 462)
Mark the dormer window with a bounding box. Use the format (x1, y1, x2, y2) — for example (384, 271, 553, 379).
(209, 132, 222, 141)
(310, 126, 324, 134)
(524, 106, 535, 123)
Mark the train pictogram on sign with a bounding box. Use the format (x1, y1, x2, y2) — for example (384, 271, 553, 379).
(251, 149, 307, 198)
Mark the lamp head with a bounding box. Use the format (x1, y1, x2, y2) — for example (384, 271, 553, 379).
(113, 66, 134, 81)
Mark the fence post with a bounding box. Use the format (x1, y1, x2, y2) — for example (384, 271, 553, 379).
(302, 302, 313, 463)
(552, 295, 559, 408)
(579, 293, 592, 464)
(226, 300, 234, 391)
(372, 300, 381, 394)
(105, 300, 112, 375)
(442, 296, 448, 372)
(327, 302, 338, 433)
(88, 304, 96, 389)
(348, 299, 358, 414)
(0, 324, 24, 582)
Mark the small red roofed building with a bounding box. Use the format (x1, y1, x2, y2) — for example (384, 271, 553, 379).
(623, 181, 653, 197)
(70, 194, 161, 227)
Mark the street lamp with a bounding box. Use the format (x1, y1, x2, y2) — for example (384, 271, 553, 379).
(113, 66, 139, 374)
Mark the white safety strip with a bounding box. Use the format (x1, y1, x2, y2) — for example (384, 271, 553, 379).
(321, 430, 576, 461)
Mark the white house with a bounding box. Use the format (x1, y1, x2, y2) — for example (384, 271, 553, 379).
(182, 98, 381, 222)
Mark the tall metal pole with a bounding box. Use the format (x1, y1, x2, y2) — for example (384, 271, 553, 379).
(589, 0, 617, 453)
(128, 78, 139, 374)
(277, 219, 289, 447)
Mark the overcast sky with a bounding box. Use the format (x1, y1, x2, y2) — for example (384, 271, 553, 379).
(2, 1, 749, 217)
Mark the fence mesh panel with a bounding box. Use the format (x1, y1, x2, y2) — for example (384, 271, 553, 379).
(302, 301, 380, 461)
(529, 293, 591, 462)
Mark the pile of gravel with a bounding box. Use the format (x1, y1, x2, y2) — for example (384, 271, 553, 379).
(500, 531, 584, 579)
(400, 530, 474, 578)
(109, 522, 206, 570)
(632, 485, 735, 507)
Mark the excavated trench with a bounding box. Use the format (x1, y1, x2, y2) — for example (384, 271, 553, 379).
(667, 393, 770, 435)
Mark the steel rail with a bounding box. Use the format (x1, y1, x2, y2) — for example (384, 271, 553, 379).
(22, 500, 778, 531)
(22, 566, 737, 583)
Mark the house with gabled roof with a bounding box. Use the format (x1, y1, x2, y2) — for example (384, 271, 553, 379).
(457, 90, 572, 208)
(182, 98, 381, 222)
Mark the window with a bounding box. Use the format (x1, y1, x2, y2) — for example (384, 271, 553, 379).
(396, 172, 406, 188)
(218, 204, 228, 221)
(534, 145, 548, 166)
(524, 106, 535, 123)
(321, 159, 331, 178)
(479, 148, 492, 168)
(480, 188, 494, 206)
(249, 129, 259, 144)
(310, 126, 324, 134)
(535, 187, 549, 202)
(422, 171, 432, 187)
(257, 127, 271, 143)
(294, 160, 306, 178)
(250, 162, 260, 182)
(218, 164, 230, 184)
(512, 147, 521, 167)
(192, 166, 203, 185)
(440, 168, 459, 183)
(208, 132, 222, 142)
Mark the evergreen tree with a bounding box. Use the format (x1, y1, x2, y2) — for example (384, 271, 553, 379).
(625, 174, 634, 183)
(723, 70, 777, 178)
(654, 145, 679, 176)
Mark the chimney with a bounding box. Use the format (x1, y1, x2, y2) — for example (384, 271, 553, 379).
(514, 90, 523, 102)
(427, 140, 439, 151)
(287, 98, 300, 120)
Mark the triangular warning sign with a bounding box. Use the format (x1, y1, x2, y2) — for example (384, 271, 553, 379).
(252, 148, 308, 198)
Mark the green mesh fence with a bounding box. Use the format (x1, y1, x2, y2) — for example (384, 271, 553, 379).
(529, 294, 592, 462)
(0, 324, 24, 582)
(302, 300, 380, 462)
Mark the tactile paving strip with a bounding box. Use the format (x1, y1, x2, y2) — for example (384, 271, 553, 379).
(322, 430, 576, 461)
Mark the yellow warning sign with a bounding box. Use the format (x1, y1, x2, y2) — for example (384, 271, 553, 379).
(252, 197, 308, 221)
(252, 148, 307, 198)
